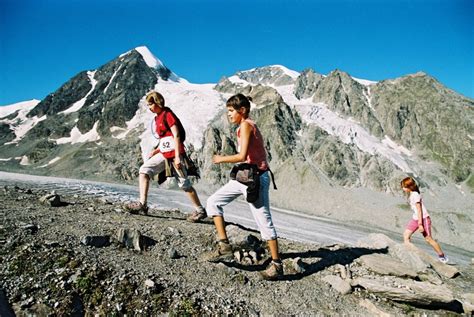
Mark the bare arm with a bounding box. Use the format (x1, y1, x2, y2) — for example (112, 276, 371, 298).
(213, 121, 252, 164)
(416, 202, 424, 232)
(170, 124, 182, 167)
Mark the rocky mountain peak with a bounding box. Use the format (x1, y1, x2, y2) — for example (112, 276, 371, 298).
(294, 68, 324, 99)
(234, 65, 299, 86)
(411, 71, 428, 77)
(133, 46, 165, 68)
(130, 46, 179, 82)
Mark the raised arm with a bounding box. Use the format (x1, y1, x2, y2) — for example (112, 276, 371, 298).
(213, 121, 252, 164)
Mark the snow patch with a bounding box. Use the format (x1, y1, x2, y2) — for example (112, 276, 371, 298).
(110, 126, 129, 139)
(4, 115, 47, 145)
(19, 156, 30, 165)
(363, 86, 374, 111)
(0, 99, 43, 145)
(273, 84, 414, 173)
(271, 65, 300, 79)
(303, 102, 413, 172)
(228, 75, 251, 85)
(135, 46, 165, 69)
(60, 71, 97, 114)
(38, 156, 61, 168)
(352, 77, 378, 86)
(54, 121, 100, 144)
(381, 136, 412, 156)
(103, 67, 119, 95)
(0, 99, 40, 117)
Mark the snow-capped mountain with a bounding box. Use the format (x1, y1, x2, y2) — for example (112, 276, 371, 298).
(1, 47, 473, 252)
(0, 46, 472, 194)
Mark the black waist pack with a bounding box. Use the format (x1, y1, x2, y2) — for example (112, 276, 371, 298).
(230, 163, 260, 203)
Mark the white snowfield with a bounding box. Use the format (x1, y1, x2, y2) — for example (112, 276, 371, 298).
(228, 68, 415, 174)
(0, 46, 415, 175)
(0, 99, 43, 145)
(54, 121, 101, 145)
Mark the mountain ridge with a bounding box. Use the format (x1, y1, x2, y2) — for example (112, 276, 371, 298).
(0, 46, 472, 251)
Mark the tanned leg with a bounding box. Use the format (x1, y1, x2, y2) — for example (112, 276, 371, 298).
(267, 239, 280, 261)
(186, 187, 203, 208)
(139, 173, 150, 205)
(425, 236, 444, 256)
(403, 229, 413, 244)
(213, 216, 228, 241)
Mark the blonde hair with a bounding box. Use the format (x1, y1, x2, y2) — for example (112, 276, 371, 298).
(146, 91, 165, 108)
(400, 176, 420, 193)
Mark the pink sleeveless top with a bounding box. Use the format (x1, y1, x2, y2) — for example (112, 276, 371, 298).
(237, 119, 268, 171)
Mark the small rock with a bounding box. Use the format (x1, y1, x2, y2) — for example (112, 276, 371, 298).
(81, 235, 111, 248)
(335, 264, 346, 279)
(249, 251, 258, 262)
(234, 250, 242, 262)
(144, 279, 155, 288)
(290, 257, 305, 274)
(242, 257, 252, 265)
(345, 264, 352, 280)
(98, 197, 113, 204)
(20, 296, 34, 308)
(39, 193, 62, 207)
(168, 248, 179, 259)
(45, 241, 60, 248)
(21, 223, 38, 234)
(322, 275, 352, 295)
(167, 227, 181, 237)
(116, 228, 143, 251)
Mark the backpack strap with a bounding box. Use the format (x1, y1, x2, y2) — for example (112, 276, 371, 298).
(268, 168, 278, 190)
(258, 167, 277, 190)
(162, 109, 171, 135)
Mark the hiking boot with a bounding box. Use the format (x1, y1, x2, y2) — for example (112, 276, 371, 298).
(187, 209, 207, 223)
(202, 241, 234, 263)
(438, 255, 449, 264)
(125, 201, 148, 215)
(260, 261, 283, 281)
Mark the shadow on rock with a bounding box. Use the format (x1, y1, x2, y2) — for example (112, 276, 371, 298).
(279, 246, 389, 281)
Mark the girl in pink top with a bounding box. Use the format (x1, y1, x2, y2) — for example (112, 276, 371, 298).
(205, 94, 282, 280)
(401, 177, 448, 263)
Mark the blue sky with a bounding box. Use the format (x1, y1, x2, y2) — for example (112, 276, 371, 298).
(0, 0, 473, 105)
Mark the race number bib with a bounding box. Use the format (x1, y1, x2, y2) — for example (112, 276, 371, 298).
(159, 136, 175, 153)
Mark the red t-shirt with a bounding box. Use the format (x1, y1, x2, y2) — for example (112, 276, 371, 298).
(154, 110, 185, 159)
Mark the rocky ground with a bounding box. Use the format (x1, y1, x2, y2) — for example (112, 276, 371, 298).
(1, 185, 473, 316)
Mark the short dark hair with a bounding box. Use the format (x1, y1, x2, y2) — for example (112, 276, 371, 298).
(226, 93, 252, 114)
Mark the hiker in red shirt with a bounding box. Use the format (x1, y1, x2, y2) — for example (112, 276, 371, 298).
(126, 91, 207, 222)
